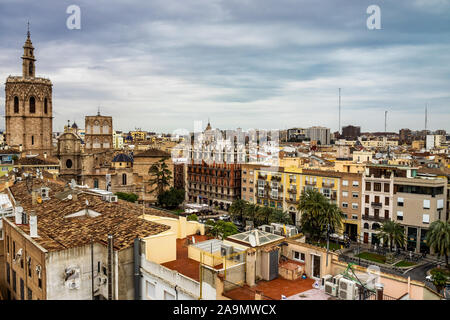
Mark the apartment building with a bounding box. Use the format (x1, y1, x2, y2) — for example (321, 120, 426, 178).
(187, 161, 241, 211)
(305, 126, 331, 145)
(393, 175, 447, 253)
(241, 163, 263, 203)
(339, 172, 362, 241)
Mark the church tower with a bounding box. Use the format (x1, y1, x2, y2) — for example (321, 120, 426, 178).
(4, 27, 53, 156)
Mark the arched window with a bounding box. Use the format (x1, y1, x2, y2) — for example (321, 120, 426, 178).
(29, 97, 36, 113)
(372, 223, 380, 230)
(14, 96, 19, 113)
(66, 159, 73, 169)
(122, 173, 127, 185)
(31, 135, 34, 145)
(44, 98, 48, 114)
(364, 223, 369, 229)
(29, 62, 33, 76)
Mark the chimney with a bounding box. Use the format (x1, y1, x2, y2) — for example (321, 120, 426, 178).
(19, 144, 23, 152)
(31, 190, 39, 205)
(29, 212, 38, 238)
(15, 206, 23, 225)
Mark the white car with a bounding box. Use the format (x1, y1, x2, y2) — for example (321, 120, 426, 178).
(425, 275, 433, 282)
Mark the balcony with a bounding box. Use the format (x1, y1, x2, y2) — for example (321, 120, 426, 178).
(363, 215, 387, 223)
(287, 197, 297, 203)
(288, 187, 297, 194)
(371, 202, 383, 208)
(322, 182, 335, 188)
(305, 180, 316, 186)
(258, 174, 267, 180)
(271, 176, 281, 182)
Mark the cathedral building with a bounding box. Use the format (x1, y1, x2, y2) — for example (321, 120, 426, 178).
(4, 30, 53, 156)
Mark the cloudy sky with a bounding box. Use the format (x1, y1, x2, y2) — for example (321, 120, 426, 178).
(0, 0, 449, 134)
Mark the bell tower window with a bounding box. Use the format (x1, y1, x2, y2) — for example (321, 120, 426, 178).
(31, 135, 34, 145)
(29, 97, 35, 113)
(44, 98, 48, 114)
(14, 97, 19, 113)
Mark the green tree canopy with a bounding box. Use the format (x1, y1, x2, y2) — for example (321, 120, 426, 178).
(148, 157, 172, 197)
(378, 220, 405, 252)
(115, 192, 139, 203)
(426, 220, 450, 268)
(157, 187, 185, 209)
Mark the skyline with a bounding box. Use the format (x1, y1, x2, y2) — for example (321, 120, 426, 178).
(0, 0, 449, 133)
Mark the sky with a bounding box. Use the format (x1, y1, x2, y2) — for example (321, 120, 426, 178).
(0, 0, 449, 134)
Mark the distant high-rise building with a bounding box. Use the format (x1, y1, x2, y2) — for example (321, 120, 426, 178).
(341, 125, 361, 140)
(399, 128, 412, 144)
(305, 126, 330, 145)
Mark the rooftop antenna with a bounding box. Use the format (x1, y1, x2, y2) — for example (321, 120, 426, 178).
(27, 21, 30, 38)
(338, 88, 341, 135)
(97, 105, 101, 116)
(384, 110, 387, 136)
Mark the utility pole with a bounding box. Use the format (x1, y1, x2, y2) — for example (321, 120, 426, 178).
(338, 88, 341, 135)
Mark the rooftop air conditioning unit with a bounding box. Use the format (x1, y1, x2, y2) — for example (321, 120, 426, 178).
(285, 226, 298, 237)
(102, 195, 118, 203)
(321, 274, 333, 288)
(333, 274, 344, 285)
(220, 244, 233, 257)
(40, 187, 50, 199)
(324, 282, 338, 297)
(264, 225, 274, 233)
(338, 278, 357, 300)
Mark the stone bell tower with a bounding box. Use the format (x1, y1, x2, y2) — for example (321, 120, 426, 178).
(4, 26, 53, 156)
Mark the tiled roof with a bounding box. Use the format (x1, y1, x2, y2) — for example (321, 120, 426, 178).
(0, 148, 21, 155)
(6, 180, 174, 252)
(133, 148, 170, 158)
(16, 156, 60, 165)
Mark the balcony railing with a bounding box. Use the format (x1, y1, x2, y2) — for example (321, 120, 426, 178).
(258, 174, 267, 180)
(305, 180, 316, 186)
(363, 215, 387, 223)
(288, 187, 297, 194)
(371, 202, 383, 208)
(322, 182, 335, 188)
(271, 176, 282, 182)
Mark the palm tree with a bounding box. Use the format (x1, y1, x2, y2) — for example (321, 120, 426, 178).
(319, 202, 343, 237)
(243, 203, 259, 226)
(148, 157, 172, 198)
(229, 199, 247, 223)
(269, 209, 293, 225)
(378, 220, 405, 252)
(256, 206, 272, 226)
(297, 189, 328, 241)
(426, 220, 450, 268)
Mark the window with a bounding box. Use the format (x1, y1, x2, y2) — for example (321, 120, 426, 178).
(364, 223, 369, 229)
(27, 258, 32, 278)
(342, 202, 348, 208)
(12, 270, 16, 292)
(342, 180, 349, 186)
(146, 281, 155, 299)
(374, 183, 381, 192)
(397, 211, 403, 221)
(397, 198, 404, 207)
(365, 182, 371, 191)
(122, 173, 127, 185)
(352, 192, 358, 198)
(242, 187, 246, 192)
(20, 278, 24, 300)
(384, 210, 389, 219)
(352, 181, 359, 187)
(6, 262, 10, 284)
(7, 235, 9, 253)
(423, 214, 430, 224)
(44, 98, 48, 114)
(29, 97, 36, 113)
(365, 207, 369, 216)
(66, 159, 73, 169)
(385, 197, 389, 206)
(365, 195, 370, 204)
(423, 200, 430, 209)
(164, 290, 175, 300)
(14, 96, 19, 113)
(384, 183, 390, 192)
(437, 199, 444, 209)
(31, 135, 34, 145)
(94, 179, 99, 189)
(27, 288, 32, 300)
(293, 251, 305, 262)
(342, 191, 348, 197)
(352, 203, 358, 210)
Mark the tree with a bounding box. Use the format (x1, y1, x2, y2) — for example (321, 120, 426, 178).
(157, 188, 184, 209)
(243, 203, 259, 226)
(269, 208, 293, 225)
(148, 157, 172, 198)
(229, 199, 247, 222)
(297, 189, 328, 241)
(256, 206, 272, 226)
(205, 220, 238, 239)
(426, 220, 450, 268)
(378, 220, 405, 252)
(115, 192, 139, 203)
(319, 203, 343, 235)
(431, 270, 448, 294)
(187, 214, 198, 221)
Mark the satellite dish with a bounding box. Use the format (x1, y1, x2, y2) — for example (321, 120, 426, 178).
(67, 194, 73, 200)
(249, 233, 257, 247)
